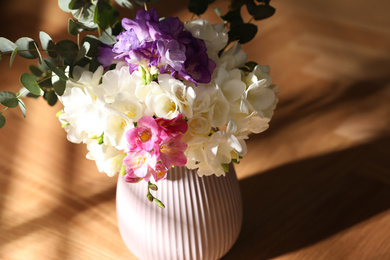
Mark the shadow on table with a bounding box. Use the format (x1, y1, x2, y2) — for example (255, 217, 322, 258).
(223, 135, 390, 260)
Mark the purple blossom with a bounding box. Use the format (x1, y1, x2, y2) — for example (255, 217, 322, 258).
(107, 8, 215, 84)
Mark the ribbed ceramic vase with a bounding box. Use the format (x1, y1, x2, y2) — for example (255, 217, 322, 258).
(116, 164, 243, 260)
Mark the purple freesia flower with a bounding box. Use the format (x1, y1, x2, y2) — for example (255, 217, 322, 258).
(108, 8, 215, 84)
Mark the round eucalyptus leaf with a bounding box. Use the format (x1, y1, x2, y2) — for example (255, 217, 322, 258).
(94, 0, 119, 30)
(0, 115, 5, 128)
(220, 9, 242, 23)
(229, 23, 258, 44)
(10, 48, 18, 67)
(251, 5, 275, 20)
(68, 19, 80, 35)
(0, 37, 17, 54)
(188, 0, 215, 15)
(81, 36, 102, 57)
(1, 97, 19, 108)
(58, 0, 72, 12)
(15, 37, 40, 59)
(0, 91, 16, 101)
(44, 90, 58, 106)
(20, 73, 42, 96)
(39, 31, 57, 58)
(44, 60, 68, 81)
(0, 91, 18, 108)
(18, 99, 27, 118)
(56, 40, 79, 66)
(53, 78, 66, 96)
(115, 0, 133, 8)
(29, 65, 43, 77)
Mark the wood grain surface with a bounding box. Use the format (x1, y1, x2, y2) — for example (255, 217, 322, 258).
(1, 0, 390, 259)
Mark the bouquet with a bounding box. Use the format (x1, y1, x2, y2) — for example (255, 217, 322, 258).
(0, 0, 277, 207)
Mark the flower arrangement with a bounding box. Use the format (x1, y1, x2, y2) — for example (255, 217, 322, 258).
(0, 0, 277, 207)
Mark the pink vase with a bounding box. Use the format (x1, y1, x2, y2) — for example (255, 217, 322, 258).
(116, 164, 243, 260)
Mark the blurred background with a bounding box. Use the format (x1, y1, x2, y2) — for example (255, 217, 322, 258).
(1, 0, 390, 259)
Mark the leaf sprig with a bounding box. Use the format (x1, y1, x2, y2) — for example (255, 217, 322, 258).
(0, 0, 141, 129)
(188, 0, 275, 45)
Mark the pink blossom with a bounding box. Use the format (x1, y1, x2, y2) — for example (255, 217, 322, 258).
(123, 114, 189, 183)
(150, 161, 169, 182)
(126, 116, 161, 152)
(157, 136, 188, 169)
(156, 113, 188, 139)
(123, 150, 156, 182)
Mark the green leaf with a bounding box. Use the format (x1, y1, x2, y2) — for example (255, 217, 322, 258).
(69, 0, 90, 10)
(18, 99, 26, 118)
(10, 47, 18, 67)
(115, 0, 133, 8)
(89, 56, 101, 72)
(44, 60, 68, 81)
(44, 90, 58, 106)
(0, 114, 5, 129)
(53, 78, 66, 96)
(188, 0, 215, 15)
(221, 163, 230, 173)
(229, 23, 258, 44)
(98, 27, 116, 45)
(55, 40, 79, 66)
(58, 0, 72, 12)
(74, 41, 90, 64)
(81, 35, 102, 57)
(15, 37, 40, 59)
(20, 73, 42, 95)
(0, 37, 17, 54)
(94, 0, 119, 30)
(29, 65, 43, 77)
(39, 31, 57, 58)
(1, 97, 18, 107)
(220, 8, 242, 23)
(0, 91, 18, 108)
(68, 19, 80, 35)
(251, 4, 275, 20)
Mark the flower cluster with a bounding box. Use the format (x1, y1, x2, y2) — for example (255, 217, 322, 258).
(99, 8, 216, 84)
(124, 114, 187, 183)
(58, 8, 278, 191)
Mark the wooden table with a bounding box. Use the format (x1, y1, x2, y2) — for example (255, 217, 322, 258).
(1, 0, 390, 259)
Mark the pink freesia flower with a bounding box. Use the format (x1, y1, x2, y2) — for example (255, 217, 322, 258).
(126, 116, 161, 152)
(150, 161, 169, 182)
(156, 113, 188, 139)
(157, 136, 188, 169)
(123, 113, 189, 183)
(123, 149, 156, 182)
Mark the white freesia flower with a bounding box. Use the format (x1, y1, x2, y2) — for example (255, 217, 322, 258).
(184, 18, 228, 63)
(97, 64, 140, 103)
(242, 65, 279, 119)
(215, 67, 246, 103)
(59, 66, 105, 143)
(158, 74, 196, 118)
(208, 90, 230, 128)
(86, 142, 126, 177)
(100, 105, 134, 150)
(219, 42, 248, 70)
(192, 84, 217, 114)
(111, 92, 144, 122)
